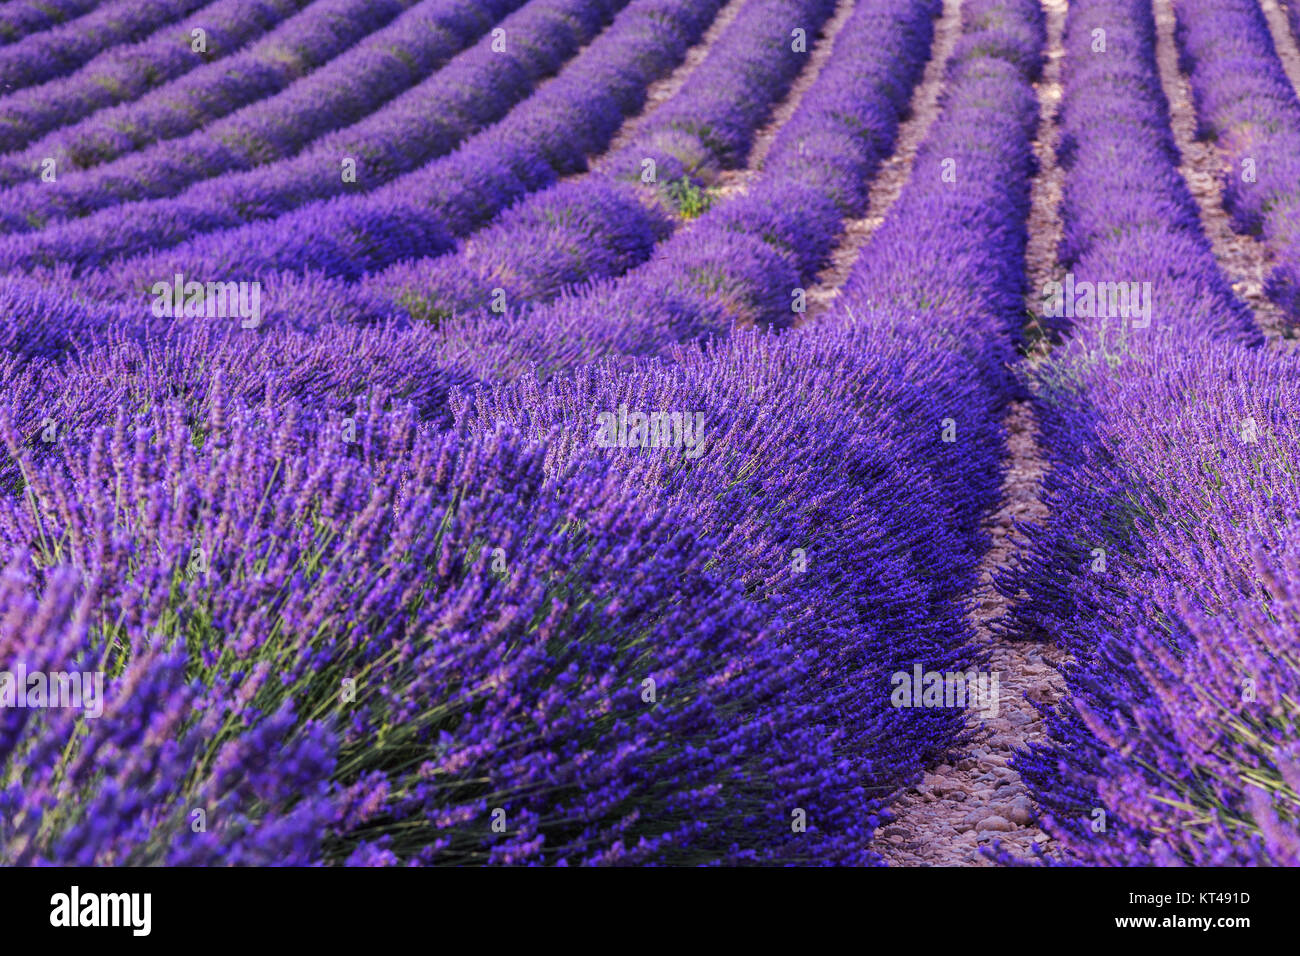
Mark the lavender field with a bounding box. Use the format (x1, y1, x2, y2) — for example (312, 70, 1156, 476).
(0, 0, 1297, 868)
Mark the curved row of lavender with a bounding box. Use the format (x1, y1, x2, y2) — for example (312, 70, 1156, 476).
(360, 0, 846, 321)
(1173, 0, 1300, 326)
(0, 0, 625, 273)
(994, 0, 1297, 865)
(0, 0, 414, 187)
(91, 0, 831, 289)
(0, 0, 211, 90)
(0, 0, 532, 232)
(424, 0, 941, 378)
(155, 0, 841, 297)
(0, 0, 305, 154)
(0, 0, 102, 48)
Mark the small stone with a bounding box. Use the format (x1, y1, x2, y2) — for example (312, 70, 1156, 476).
(977, 815, 1015, 833)
(1008, 797, 1034, 825)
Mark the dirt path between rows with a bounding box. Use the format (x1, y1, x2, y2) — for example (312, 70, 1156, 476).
(878, 404, 1069, 866)
(1153, 0, 1288, 336)
(875, 0, 1069, 868)
(801, 0, 963, 319)
(712, 0, 858, 200)
(1023, 0, 1067, 341)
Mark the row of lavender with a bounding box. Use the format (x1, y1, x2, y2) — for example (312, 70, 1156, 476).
(0, 0, 543, 234)
(0, 0, 308, 154)
(0, 0, 415, 187)
(0, 0, 101, 46)
(0, 0, 211, 90)
(209, 0, 842, 309)
(996, 0, 1298, 865)
(1173, 0, 1300, 326)
(86, 0, 839, 290)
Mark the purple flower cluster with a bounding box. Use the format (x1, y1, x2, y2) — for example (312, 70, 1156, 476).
(1173, 0, 1300, 326)
(995, 0, 1298, 866)
(0, 0, 305, 155)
